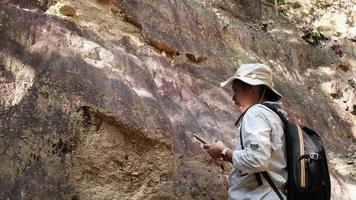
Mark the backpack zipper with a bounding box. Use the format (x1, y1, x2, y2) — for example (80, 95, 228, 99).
(297, 124, 306, 187)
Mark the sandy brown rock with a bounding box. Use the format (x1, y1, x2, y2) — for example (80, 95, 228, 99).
(59, 4, 76, 16)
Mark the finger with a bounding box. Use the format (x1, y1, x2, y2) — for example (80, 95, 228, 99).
(203, 144, 210, 149)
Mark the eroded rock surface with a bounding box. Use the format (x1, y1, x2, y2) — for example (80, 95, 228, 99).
(0, 0, 355, 199)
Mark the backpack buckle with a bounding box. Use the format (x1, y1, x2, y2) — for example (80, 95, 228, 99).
(309, 153, 320, 160)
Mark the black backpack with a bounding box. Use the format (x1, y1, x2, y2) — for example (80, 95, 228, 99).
(236, 102, 331, 200)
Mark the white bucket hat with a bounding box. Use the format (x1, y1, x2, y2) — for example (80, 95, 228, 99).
(220, 63, 282, 100)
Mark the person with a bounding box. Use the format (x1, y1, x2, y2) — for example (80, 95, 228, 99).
(203, 63, 287, 200)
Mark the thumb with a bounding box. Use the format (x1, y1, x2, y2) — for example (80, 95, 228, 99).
(203, 144, 210, 149)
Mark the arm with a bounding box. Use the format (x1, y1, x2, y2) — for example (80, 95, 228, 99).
(203, 106, 272, 171)
(232, 107, 272, 173)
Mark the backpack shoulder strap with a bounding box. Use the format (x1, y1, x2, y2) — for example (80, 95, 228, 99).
(234, 110, 247, 126)
(237, 103, 288, 125)
(261, 172, 284, 200)
(235, 112, 246, 149)
(234, 106, 250, 149)
(234, 103, 286, 151)
(259, 103, 286, 200)
(235, 103, 261, 126)
(260, 102, 288, 123)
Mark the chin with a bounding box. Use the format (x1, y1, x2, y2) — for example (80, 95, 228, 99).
(235, 102, 247, 112)
(237, 105, 248, 112)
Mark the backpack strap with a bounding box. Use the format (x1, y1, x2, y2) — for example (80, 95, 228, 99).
(259, 102, 286, 200)
(234, 108, 249, 149)
(255, 173, 263, 186)
(260, 102, 288, 124)
(234, 109, 247, 126)
(234, 103, 287, 197)
(261, 172, 284, 200)
(234, 103, 259, 127)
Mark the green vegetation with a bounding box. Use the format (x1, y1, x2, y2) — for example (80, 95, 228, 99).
(312, 26, 325, 38)
(285, 2, 302, 9)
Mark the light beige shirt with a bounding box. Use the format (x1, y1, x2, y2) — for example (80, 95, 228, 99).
(228, 102, 287, 200)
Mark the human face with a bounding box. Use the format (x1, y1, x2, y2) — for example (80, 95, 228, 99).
(231, 82, 255, 112)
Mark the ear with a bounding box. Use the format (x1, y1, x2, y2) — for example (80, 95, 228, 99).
(249, 86, 261, 98)
(248, 86, 256, 94)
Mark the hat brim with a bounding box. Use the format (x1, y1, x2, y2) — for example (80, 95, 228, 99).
(220, 76, 283, 100)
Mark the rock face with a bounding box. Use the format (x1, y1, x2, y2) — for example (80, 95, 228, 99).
(0, 0, 354, 199)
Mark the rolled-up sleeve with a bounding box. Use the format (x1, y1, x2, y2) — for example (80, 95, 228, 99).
(232, 106, 272, 174)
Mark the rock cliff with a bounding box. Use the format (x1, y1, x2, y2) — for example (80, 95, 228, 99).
(0, 0, 355, 199)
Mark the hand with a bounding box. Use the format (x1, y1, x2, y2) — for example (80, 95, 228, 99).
(203, 141, 227, 159)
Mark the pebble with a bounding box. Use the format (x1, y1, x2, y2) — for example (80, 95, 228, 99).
(59, 5, 76, 17)
(131, 171, 140, 176)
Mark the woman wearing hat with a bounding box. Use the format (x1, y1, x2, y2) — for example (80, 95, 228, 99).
(203, 63, 287, 199)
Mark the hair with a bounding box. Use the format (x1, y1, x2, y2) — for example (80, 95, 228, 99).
(261, 85, 280, 102)
(232, 79, 279, 102)
(232, 79, 251, 90)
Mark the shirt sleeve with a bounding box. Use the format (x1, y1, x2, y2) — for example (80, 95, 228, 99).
(232, 106, 272, 174)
